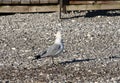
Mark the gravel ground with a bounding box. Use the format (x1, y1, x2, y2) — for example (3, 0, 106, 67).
(0, 10, 120, 83)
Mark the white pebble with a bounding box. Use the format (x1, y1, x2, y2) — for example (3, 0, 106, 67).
(71, 20, 75, 22)
(11, 47, 16, 50)
(28, 56, 33, 59)
(117, 29, 120, 33)
(97, 16, 101, 18)
(58, 23, 62, 26)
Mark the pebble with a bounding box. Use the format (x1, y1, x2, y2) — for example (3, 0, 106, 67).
(11, 48, 16, 51)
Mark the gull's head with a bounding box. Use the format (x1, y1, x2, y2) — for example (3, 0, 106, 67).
(54, 31, 62, 44)
(54, 31, 61, 39)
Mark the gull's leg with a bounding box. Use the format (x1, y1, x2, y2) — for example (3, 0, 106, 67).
(51, 57, 55, 65)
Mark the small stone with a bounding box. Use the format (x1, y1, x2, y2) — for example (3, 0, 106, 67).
(39, 72, 44, 75)
(28, 56, 33, 59)
(87, 33, 91, 37)
(88, 70, 92, 72)
(11, 47, 16, 50)
(75, 63, 80, 67)
(0, 63, 4, 66)
(14, 62, 19, 66)
(94, 82, 98, 83)
(97, 16, 101, 18)
(71, 20, 75, 22)
(46, 32, 49, 35)
(48, 14, 52, 17)
(23, 38, 27, 41)
(24, 50, 31, 52)
(58, 23, 62, 26)
(117, 29, 120, 33)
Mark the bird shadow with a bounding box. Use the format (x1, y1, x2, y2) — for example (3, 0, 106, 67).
(61, 9, 120, 19)
(85, 9, 120, 17)
(59, 55, 120, 65)
(0, 12, 55, 16)
(59, 58, 95, 65)
(108, 55, 120, 59)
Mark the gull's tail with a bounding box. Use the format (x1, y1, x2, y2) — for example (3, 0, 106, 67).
(32, 50, 47, 60)
(32, 54, 41, 60)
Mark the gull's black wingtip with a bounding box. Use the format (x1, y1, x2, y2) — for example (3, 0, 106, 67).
(32, 54, 41, 61)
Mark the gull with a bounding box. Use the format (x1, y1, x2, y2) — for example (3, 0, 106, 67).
(33, 31, 64, 64)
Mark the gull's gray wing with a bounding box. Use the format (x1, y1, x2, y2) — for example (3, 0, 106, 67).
(33, 44, 63, 60)
(41, 44, 62, 57)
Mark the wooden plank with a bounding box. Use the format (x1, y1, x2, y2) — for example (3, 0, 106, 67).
(39, 0, 58, 4)
(0, 5, 59, 12)
(12, 0, 21, 4)
(2, 0, 12, 4)
(96, 1, 120, 4)
(69, 1, 120, 5)
(31, 0, 40, 4)
(0, 0, 58, 4)
(30, 5, 58, 12)
(21, 0, 30, 4)
(0, 4, 119, 13)
(67, 4, 120, 11)
(48, 0, 58, 3)
(40, 0, 49, 4)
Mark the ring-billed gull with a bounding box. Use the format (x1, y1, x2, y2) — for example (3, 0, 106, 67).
(33, 31, 64, 64)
